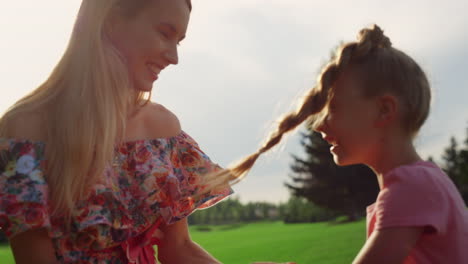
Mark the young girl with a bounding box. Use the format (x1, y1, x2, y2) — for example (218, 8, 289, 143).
(211, 25, 468, 263)
(0, 0, 230, 263)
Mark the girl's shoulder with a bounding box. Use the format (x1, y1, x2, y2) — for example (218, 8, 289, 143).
(389, 161, 441, 177)
(382, 161, 451, 199)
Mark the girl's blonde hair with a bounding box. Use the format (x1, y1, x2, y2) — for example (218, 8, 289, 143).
(204, 24, 431, 190)
(0, 0, 190, 218)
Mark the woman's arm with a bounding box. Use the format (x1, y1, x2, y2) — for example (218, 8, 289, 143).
(157, 218, 221, 264)
(9, 228, 59, 264)
(353, 226, 424, 264)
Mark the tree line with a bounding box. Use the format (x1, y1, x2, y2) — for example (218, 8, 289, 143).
(188, 196, 338, 226)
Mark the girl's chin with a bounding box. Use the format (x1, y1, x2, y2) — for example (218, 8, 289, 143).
(333, 158, 346, 166)
(331, 147, 344, 165)
(333, 156, 362, 167)
(332, 153, 353, 167)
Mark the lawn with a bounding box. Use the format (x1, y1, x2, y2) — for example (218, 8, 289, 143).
(0, 244, 14, 264)
(0, 220, 365, 264)
(189, 220, 365, 264)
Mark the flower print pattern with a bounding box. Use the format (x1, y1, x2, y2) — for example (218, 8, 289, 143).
(0, 132, 232, 263)
(3, 161, 16, 177)
(16, 155, 35, 175)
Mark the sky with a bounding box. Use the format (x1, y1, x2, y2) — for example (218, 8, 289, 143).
(1, 0, 467, 204)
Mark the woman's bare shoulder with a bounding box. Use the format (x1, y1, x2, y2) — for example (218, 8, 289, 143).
(2, 111, 46, 141)
(142, 102, 181, 138)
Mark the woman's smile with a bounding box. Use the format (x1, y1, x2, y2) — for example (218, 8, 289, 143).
(146, 62, 163, 80)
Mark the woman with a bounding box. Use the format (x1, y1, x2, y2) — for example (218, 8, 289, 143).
(0, 0, 231, 263)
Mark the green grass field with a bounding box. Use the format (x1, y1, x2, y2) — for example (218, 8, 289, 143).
(0, 220, 365, 264)
(190, 221, 365, 264)
(0, 244, 14, 264)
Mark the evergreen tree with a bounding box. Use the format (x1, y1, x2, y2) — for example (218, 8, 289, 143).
(442, 137, 461, 182)
(427, 156, 435, 163)
(460, 127, 468, 203)
(442, 133, 468, 205)
(286, 131, 379, 220)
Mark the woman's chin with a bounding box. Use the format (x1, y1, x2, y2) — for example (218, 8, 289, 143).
(134, 83, 154, 93)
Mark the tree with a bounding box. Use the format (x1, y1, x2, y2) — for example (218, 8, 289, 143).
(286, 131, 379, 221)
(283, 197, 336, 223)
(442, 134, 468, 205)
(442, 137, 461, 181)
(460, 128, 468, 203)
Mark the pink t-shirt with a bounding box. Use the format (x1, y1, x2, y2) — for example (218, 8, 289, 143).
(366, 161, 468, 264)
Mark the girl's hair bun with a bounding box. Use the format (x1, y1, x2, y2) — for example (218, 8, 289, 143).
(358, 24, 392, 49)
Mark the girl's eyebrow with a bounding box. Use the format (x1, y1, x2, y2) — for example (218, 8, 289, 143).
(159, 22, 186, 41)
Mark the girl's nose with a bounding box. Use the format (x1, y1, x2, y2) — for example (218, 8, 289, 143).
(313, 114, 328, 133)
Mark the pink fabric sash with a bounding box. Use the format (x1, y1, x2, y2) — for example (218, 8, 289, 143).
(122, 219, 164, 264)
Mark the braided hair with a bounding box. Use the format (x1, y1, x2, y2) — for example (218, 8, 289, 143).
(202, 24, 431, 191)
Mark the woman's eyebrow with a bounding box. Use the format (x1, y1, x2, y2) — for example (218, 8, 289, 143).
(159, 22, 186, 41)
(160, 22, 177, 33)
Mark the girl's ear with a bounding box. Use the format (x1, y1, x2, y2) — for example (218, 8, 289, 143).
(374, 94, 397, 128)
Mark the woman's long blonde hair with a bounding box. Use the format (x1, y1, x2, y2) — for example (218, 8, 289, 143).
(0, 0, 156, 217)
(203, 24, 431, 191)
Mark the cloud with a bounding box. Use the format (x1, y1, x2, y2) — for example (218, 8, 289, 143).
(1, 0, 467, 203)
(0, 0, 81, 113)
(177, 0, 468, 202)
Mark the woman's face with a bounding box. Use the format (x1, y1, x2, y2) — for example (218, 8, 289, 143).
(109, 0, 190, 92)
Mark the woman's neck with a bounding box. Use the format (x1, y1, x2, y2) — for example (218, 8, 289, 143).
(127, 91, 148, 119)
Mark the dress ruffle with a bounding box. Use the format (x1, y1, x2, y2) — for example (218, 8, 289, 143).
(0, 139, 52, 238)
(0, 131, 232, 262)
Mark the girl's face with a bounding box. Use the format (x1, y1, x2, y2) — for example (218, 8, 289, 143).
(109, 0, 190, 92)
(315, 70, 381, 166)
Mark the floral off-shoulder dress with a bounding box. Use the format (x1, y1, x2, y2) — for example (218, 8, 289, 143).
(0, 131, 232, 263)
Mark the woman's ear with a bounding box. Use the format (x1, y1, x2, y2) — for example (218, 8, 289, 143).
(104, 5, 127, 41)
(374, 94, 397, 128)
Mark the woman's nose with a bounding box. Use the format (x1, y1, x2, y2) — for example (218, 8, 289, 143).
(164, 45, 179, 65)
